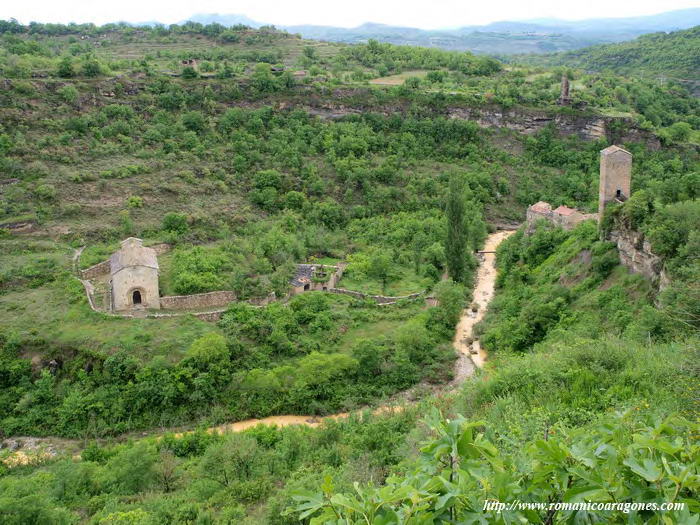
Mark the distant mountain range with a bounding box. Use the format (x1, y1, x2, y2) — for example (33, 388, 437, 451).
(183, 9, 700, 55)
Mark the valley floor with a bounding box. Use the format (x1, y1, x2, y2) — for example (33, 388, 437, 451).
(3, 229, 515, 463)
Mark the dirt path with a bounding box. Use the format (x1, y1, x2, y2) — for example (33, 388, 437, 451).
(452, 230, 515, 369)
(2, 230, 514, 461)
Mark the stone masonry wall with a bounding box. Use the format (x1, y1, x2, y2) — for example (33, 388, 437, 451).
(150, 243, 171, 256)
(160, 290, 236, 310)
(80, 259, 112, 279)
(526, 208, 597, 234)
(329, 288, 424, 304)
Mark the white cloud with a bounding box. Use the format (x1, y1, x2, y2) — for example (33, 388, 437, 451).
(3, 0, 698, 28)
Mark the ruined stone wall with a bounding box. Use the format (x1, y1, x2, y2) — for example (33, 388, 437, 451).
(160, 290, 236, 310)
(329, 288, 424, 304)
(554, 212, 598, 230)
(526, 209, 597, 234)
(193, 310, 226, 322)
(151, 243, 171, 255)
(290, 264, 344, 296)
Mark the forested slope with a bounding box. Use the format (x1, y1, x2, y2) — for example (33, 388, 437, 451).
(521, 25, 700, 80)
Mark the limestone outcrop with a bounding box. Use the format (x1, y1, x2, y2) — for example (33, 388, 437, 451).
(608, 228, 665, 285)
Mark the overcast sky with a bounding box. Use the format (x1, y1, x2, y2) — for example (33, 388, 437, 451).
(3, 0, 699, 28)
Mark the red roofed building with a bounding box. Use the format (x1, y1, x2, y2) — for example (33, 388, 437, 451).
(553, 205, 577, 216)
(526, 201, 595, 233)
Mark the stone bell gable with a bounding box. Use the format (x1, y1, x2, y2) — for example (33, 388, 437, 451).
(110, 237, 160, 311)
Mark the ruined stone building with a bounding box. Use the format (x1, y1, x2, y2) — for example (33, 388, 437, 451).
(289, 264, 344, 295)
(526, 145, 632, 232)
(110, 237, 160, 311)
(599, 145, 632, 216)
(525, 201, 596, 233)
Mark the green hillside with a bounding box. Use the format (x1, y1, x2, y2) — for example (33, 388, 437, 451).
(522, 25, 700, 80)
(0, 20, 698, 524)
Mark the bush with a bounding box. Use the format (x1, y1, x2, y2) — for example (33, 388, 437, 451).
(82, 59, 102, 77)
(34, 184, 57, 200)
(181, 111, 206, 133)
(56, 56, 75, 78)
(181, 66, 198, 79)
(125, 196, 144, 208)
(162, 212, 189, 234)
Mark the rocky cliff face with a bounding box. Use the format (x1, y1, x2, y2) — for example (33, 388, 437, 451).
(608, 228, 665, 285)
(447, 107, 661, 148)
(297, 98, 660, 147)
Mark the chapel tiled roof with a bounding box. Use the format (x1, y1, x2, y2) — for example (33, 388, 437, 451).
(110, 238, 159, 275)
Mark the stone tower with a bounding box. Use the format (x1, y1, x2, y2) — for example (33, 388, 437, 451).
(599, 145, 632, 217)
(110, 237, 160, 311)
(558, 74, 571, 106)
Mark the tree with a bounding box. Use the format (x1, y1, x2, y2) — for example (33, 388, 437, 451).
(445, 174, 468, 282)
(303, 46, 317, 60)
(56, 56, 75, 78)
(181, 111, 206, 133)
(368, 251, 395, 294)
(198, 434, 260, 486)
(252, 63, 278, 93)
(666, 121, 692, 143)
(185, 333, 229, 370)
(82, 59, 101, 77)
(153, 449, 180, 492)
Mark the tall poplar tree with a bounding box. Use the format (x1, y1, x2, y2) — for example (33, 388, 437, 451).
(445, 175, 467, 282)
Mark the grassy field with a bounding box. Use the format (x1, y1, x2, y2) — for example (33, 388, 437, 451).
(369, 70, 430, 85)
(0, 282, 219, 362)
(337, 265, 430, 296)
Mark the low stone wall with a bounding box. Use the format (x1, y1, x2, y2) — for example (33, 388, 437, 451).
(193, 310, 226, 322)
(329, 288, 424, 304)
(78, 279, 99, 311)
(80, 259, 112, 279)
(160, 290, 236, 310)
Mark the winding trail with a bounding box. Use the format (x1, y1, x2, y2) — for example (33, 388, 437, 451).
(2, 230, 514, 462)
